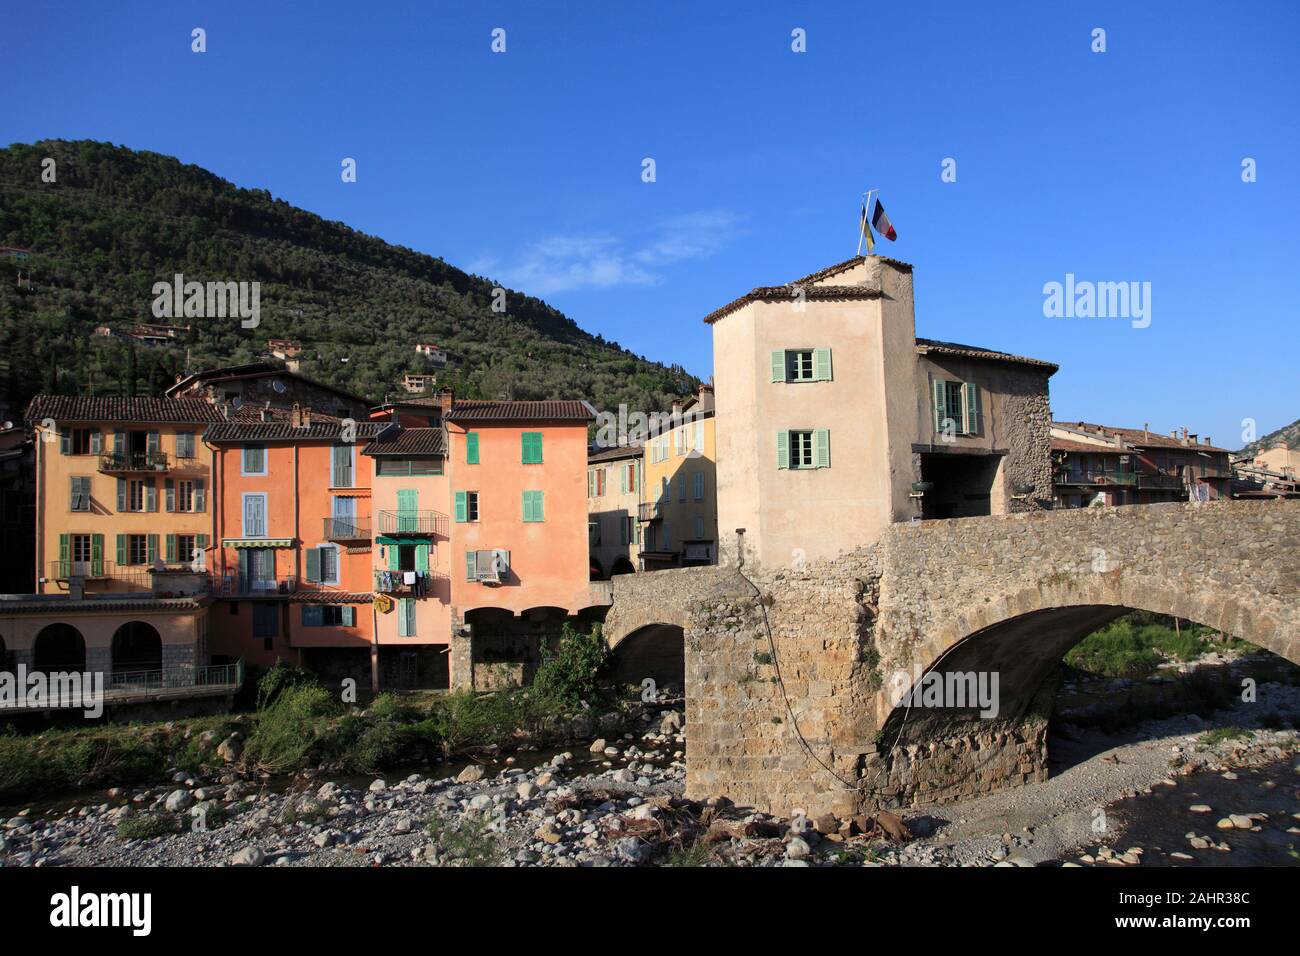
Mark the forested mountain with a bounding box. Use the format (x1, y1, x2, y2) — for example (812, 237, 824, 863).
(1238, 417, 1300, 457)
(0, 140, 697, 415)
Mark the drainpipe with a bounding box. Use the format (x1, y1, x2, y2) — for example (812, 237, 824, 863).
(293, 445, 300, 582)
(371, 604, 380, 695)
(33, 425, 44, 594)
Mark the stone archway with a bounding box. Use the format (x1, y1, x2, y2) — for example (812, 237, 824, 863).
(604, 623, 685, 693)
(111, 621, 163, 675)
(610, 556, 636, 576)
(33, 623, 86, 672)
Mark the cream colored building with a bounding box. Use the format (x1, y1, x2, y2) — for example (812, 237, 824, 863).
(587, 444, 642, 578)
(640, 386, 718, 570)
(707, 255, 1056, 569)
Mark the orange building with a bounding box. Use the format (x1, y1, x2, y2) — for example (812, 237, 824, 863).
(204, 405, 384, 684)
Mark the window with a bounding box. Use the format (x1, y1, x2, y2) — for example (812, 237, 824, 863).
(776, 429, 830, 470)
(397, 598, 416, 637)
(693, 421, 704, 454)
(70, 476, 91, 512)
(677, 477, 686, 502)
(620, 516, 639, 546)
(168, 478, 202, 512)
(331, 445, 354, 487)
(466, 549, 510, 582)
(128, 534, 149, 565)
(589, 468, 606, 497)
(521, 432, 543, 464)
(931, 380, 982, 436)
(120, 478, 156, 513)
(522, 490, 545, 522)
(376, 458, 442, 476)
(694, 516, 705, 539)
(466, 432, 479, 464)
(168, 534, 198, 565)
(176, 432, 196, 459)
(674, 427, 686, 456)
(253, 603, 279, 639)
(626, 462, 638, 493)
(242, 493, 268, 537)
(68, 428, 97, 455)
(302, 605, 356, 627)
(771, 348, 832, 383)
(455, 491, 479, 522)
(242, 445, 266, 475)
(307, 545, 339, 584)
(693, 471, 705, 501)
(72, 534, 92, 563)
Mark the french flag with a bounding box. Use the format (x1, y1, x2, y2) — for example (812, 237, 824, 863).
(871, 198, 897, 241)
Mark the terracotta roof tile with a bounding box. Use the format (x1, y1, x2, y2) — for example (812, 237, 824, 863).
(361, 427, 446, 457)
(915, 338, 1059, 372)
(25, 395, 224, 425)
(204, 421, 385, 443)
(1054, 422, 1230, 453)
(445, 400, 595, 422)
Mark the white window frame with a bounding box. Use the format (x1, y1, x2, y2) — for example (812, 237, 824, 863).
(242, 445, 267, 476)
(318, 544, 340, 585)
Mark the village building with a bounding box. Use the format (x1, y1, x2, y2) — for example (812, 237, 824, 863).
(706, 254, 1056, 569)
(1051, 422, 1232, 508)
(587, 442, 642, 579)
(167, 362, 372, 421)
(639, 385, 718, 570)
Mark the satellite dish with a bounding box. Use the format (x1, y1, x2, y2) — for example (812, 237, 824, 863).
(1, 420, 12, 430)
(272, 380, 286, 393)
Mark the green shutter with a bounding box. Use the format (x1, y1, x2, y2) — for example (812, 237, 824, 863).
(535, 491, 544, 521)
(387, 542, 400, 571)
(195, 478, 206, 512)
(521, 432, 542, 463)
(522, 491, 531, 522)
(814, 348, 832, 382)
(454, 490, 467, 522)
(164, 478, 176, 512)
(770, 350, 786, 382)
(306, 547, 321, 582)
(90, 431, 102, 454)
(116, 478, 127, 512)
(196, 534, 207, 564)
(116, 534, 126, 566)
(146, 534, 158, 565)
(145, 480, 157, 512)
(59, 430, 69, 455)
(776, 430, 790, 470)
(415, 543, 430, 571)
(814, 429, 831, 468)
(620, 466, 628, 494)
(58, 533, 70, 576)
(147, 431, 160, 454)
(165, 534, 177, 563)
(396, 489, 417, 532)
(933, 379, 947, 433)
(465, 550, 476, 581)
(466, 432, 479, 464)
(342, 606, 356, 627)
(964, 382, 982, 436)
(91, 534, 104, 576)
(588, 470, 594, 497)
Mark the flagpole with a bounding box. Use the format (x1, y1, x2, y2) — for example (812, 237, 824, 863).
(857, 188, 879, 256)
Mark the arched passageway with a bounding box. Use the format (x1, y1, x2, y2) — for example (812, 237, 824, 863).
(610, 557, 636, 576)
(32, 623, 86, 672)
(111, 621, 163, 675)
(604, 623, 685, 693)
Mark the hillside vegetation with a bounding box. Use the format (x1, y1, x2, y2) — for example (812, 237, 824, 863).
(0, 139, 696, 413)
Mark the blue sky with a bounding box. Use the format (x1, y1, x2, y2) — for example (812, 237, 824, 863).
(4, 1, 1298, 445)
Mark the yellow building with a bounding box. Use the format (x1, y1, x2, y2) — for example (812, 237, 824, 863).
(27, 396, 224, 595)
(639, 385, 717, 570)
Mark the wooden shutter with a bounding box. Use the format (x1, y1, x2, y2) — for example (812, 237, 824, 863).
(306, 547, 321, 582)
(933, 380, 947, 433)
(588, 470, 594, 497)
(466, 432, 479, 464)
(386, 543, 400, 571)
(116, 478, 127, 512)
(396, 489, 417, 532)
(454, 490, 467, 522)
(814, 429, 831, 468)
(146, 534, 158, 564)
(415, 544, 429, 571)
(113, 429, 125, 452)
(776, 430, 790, 470)
(91, 534, 104, 577)
(342, 606, 356, 627)
(89, 431, 102, 454)
(465, 550, 476, 581)
(195, 535, 207, 565)
(116, 534, 126, 566)
(145, 480, 157, 512)
(332, 445, 352, 487)
(770, 351, 786, 382)
(165, 534, 177, 563)
(147, 431, 161, 454)
(814, 348, 832, 381)
(534, 491, 544, 521)
(195, 478, 206, 512)
(521, 432, 542, 463)
(964, 382, 982, 435)
(164, 478, 176, 512)
(58, 533, 70, 576)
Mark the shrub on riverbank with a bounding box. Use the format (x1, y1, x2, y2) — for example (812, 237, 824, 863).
(1065, 615, 1219, 677)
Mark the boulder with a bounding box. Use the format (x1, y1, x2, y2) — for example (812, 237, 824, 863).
(231, 846, 265, 867)
(164, 789, 193, 813)
(456, 765, 485, 784)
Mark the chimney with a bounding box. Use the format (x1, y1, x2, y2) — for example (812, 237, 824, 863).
(302, 406, 311, 427)
(1143, 422, 1149, 442)
(1188, 433, 1197, 445)
(260, 408, 269, 423)
(1204, 436, 1211, 447)
(436, 386, 454, 418)
(290, 402, 302, 428)
(1170, 430, 1178, 439)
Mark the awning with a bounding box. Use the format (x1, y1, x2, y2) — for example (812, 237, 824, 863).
(375, 536, 428, 546)
(222, 538, 294, 549)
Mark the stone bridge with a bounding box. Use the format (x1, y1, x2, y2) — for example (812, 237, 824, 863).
(602, 500, 1300, 818)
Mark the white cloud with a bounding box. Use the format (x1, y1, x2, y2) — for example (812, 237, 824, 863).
(474, 210, 740, 295)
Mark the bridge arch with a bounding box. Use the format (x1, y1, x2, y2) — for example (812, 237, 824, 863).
(111, 621, 163, 675)
(33, 623, 86, 672)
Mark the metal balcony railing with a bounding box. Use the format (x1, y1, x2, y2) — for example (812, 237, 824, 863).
(48, 560, 154, 589)
(638, 501, 662, 522)
(377, 510, 447, 536)
(1137, 474, 1185, 490)
(212, 574, 301, 597)
(1054, 470, 1137, 486)
(109, 661, 244, 692)
(323, 517, 372, 541)
(98, 451, 172, 473)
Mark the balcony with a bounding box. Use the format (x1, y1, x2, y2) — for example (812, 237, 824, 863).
(1137, 474, 1185, 491)
(377, 510, 447, 536)
(211, 574, 301, 597)
(638, 501, 663, 522)
(98, 451, 172, 474)
(1054, 470, 1137, 487)
(373, 569, 444, 595)
(323, 517, 372, 542)
(48, 560, 154, 590)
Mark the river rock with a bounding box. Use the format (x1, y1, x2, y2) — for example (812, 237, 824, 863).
(368, 779, 387, 793)
(456, 765, 485, 783)
(1189, 804, 1212, 813)
(588, 739, 607, 753)
(217, 735, 243, 763)
(231, 846, 265, 867)
(615, 836, 648, 863)
(517, 782, 537, 801)
(659, 711, 683, 735)
(785, 836, 811, 860)
(164, 789, 193, 812)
